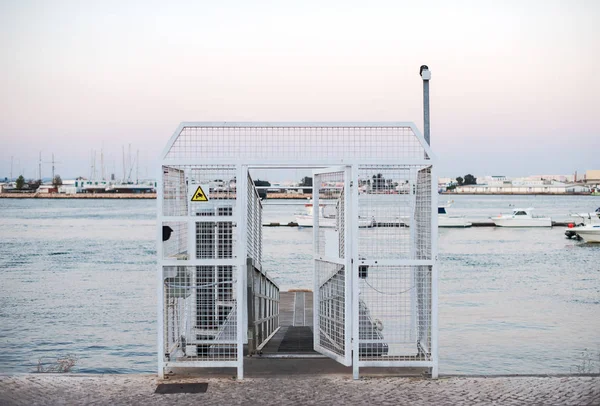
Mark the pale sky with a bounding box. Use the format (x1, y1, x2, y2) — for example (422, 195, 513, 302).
(1, 0, 598, 181)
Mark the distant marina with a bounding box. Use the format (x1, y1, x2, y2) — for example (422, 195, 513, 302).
(1, 170, 598, 197)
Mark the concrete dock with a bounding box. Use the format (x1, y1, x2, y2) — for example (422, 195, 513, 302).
(1, 374, 598, 405)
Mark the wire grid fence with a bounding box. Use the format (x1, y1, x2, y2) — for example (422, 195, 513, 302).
(247, 261, 280, 353)
(165, 125, 427, 162)
(162, 165, 240, 364)
(357, 165, 415, 259)
(316, 171, 345, 258)
(162, 166, 187, 216)
(314, 170, 347, 360)
(246, 172, 279, 352)
(316, 260, 346, 358)
(358, 265, 431, 361)
(415, 167, 432, 260)
(246, 173, 262, 265)
(162, 222, 187, 259)
(356, 164, 433, 362)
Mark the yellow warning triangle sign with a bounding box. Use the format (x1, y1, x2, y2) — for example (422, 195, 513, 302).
(191, 186, 208, 202)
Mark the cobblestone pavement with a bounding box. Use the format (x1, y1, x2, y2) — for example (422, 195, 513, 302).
(0, 374, 598, 405)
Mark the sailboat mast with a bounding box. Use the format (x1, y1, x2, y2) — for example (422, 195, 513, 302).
(101, 149, 105, 181)
(128, 144, 132, 183)
(122, 145, 126, 183)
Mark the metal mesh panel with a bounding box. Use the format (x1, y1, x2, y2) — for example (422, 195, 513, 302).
(247, 173, 262, 266)
(316, 260, 346, 357)
(161, 165, 239, 367)
(416, 265, 432, 354)
(162, 222, 187, 259)
(358, 265, 431, 361)
(194, 222, 236, 259)
(314, 169, 349, 363)
(415, 167, 432, 260)
(356, 164, 434, 366)
(163, 265, 238, 362)
(165, 125, 427, 161)
(316, 171, 344, 258)
(162, 166, 187, 216)
(162, 165, 236, 216)
(358, 166, 419, 260)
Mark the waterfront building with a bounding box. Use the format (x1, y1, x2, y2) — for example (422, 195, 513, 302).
(454, 182, 590, 194)
(584, 170, 600, 185)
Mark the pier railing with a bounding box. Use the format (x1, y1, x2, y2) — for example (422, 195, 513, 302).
(247, 258, 280, 354)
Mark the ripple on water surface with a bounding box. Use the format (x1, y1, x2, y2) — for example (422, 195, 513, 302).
(1, 197, 599, 374)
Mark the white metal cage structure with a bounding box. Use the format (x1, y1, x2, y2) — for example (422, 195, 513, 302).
(158, 122, 438, 379)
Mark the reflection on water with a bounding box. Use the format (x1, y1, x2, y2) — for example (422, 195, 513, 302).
(0, 196, 599, 374)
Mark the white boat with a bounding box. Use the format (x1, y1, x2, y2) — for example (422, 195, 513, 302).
(295, 203, 375, 228)
(573, 225, 600, 242)
(491, 208, 552, 227)
(438, 201, 471, 228)
(565, 208, 600, 242)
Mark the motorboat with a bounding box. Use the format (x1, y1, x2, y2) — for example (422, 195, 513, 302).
(490, 208, 552, 227)
(295, 203, 375, 228)
(572, 224, 600, 242)
(438, 200, 471, 228)
(565, 208, 600, 242)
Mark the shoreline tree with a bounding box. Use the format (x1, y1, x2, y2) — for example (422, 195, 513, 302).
(53, 175, 63, 188)
(463, 174, 477, 185)
(16, 175, 25, 190)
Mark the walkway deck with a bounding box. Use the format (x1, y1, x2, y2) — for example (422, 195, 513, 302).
(260, 291, 317, 356)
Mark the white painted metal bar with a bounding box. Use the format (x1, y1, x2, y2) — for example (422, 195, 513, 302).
(312, 175, 320, 353)
(161, 216, 241, 223)
(358, 361, 434, 368)
(156, 166, 165, 379)
(162, 159, 433, 167)
(351, 164, 360, 380)
(165, 361, 239, 368)
(236, 164, 247, 379)
(313, 255, 346, 266)
(357, 259, 434, 266)
(160, 259, 238, 266)
(430, 165, 439, 379)
(343, 166, 352, 367)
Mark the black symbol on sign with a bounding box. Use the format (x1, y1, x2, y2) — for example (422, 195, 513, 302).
(191, 186, 208, 202)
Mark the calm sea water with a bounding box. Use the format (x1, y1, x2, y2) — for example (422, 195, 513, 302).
(0, 195, 599, 375)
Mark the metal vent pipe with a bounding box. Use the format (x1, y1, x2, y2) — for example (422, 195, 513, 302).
(420, 65, 431, 146)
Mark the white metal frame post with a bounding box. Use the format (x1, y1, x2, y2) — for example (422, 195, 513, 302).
(236, 165, 247, 379)
(156, 166, 165, 379)
(312, 172, 320, 352)
(351, 164, 360, 380)
(430, 164, 439, 378)
(343, 166, 352, 366)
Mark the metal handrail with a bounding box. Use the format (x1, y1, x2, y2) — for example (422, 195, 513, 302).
(246, 258, 279, 354)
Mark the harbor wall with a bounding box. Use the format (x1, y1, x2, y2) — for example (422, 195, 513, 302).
(0, 193, 156, 199)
